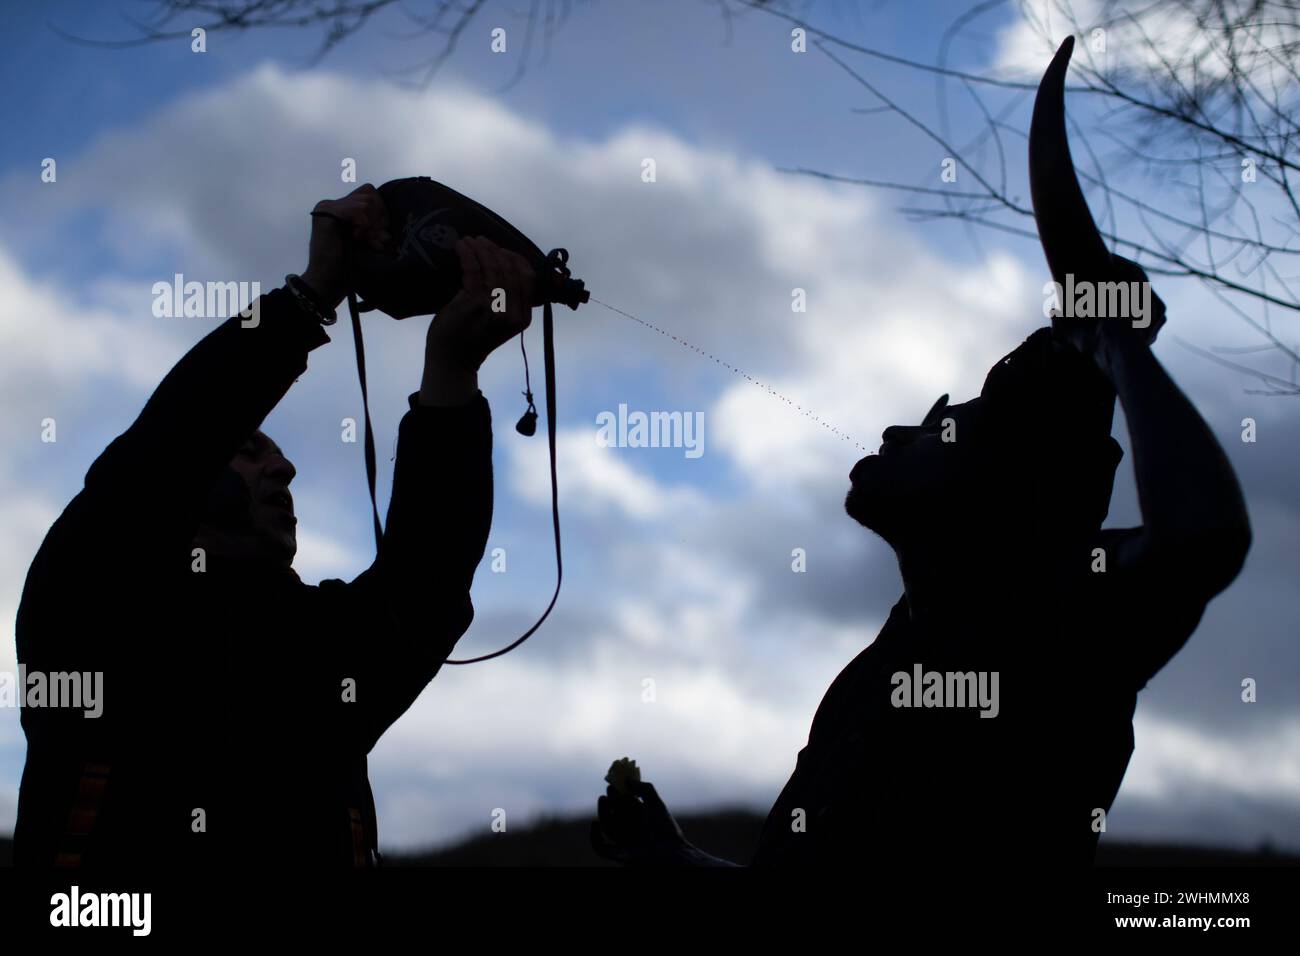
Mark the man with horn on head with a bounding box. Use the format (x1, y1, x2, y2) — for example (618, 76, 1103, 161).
(592, 38, 1251, 867)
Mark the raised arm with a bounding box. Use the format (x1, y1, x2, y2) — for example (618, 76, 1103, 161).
(1103, 345, 1250, 594)
(1063, 258, 1251, 680)
(72, 186, 390, 559)
(76, 288, 328, 558)
(319, 235, 538, 754)
(1087, 260, 1251, 601)
(592, 779, 743, 867)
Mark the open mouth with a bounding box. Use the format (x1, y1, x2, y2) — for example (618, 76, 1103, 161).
(849, 455, 877, 482)
(263, 489, 293, 513)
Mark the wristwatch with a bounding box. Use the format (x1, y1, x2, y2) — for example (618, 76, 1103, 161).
(284, 273, 338, 326)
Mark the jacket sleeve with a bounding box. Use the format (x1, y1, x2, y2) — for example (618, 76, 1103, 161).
(1084, 526, 1211, 690)
(78, 288, 331, 558)
(318, 390, 494, 755)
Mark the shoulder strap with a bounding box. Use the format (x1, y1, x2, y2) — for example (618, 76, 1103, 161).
(446, 300, 561, 663)
(345, 295, 562, 665)
(348, 291, 385, 549)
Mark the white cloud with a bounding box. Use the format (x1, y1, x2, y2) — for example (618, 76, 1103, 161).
(1, 57, 1296, 856)
(508, 428, 707, 521)
(992, 0, 1299, 92)
(292, 523, 370, 586)
(370, 622, 822, 848)
(0, 247, 179, 433)
(1125, 712, 1300, 805)
(0, 783, 15, 834)
(711, 250, 1035, 489)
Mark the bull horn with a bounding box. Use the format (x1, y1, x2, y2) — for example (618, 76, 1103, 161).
(1029, 36, 1110, 292)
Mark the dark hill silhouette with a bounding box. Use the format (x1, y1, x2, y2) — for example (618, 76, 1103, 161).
(4, 813, 1295, 867)
(381, 810, 1298, 867)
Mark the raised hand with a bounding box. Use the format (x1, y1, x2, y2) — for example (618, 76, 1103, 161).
(591, 779, 694, 865)
(1054, 254, 1167, 365)
(301, 184, 391, 308)
(419, 235, 536, 406)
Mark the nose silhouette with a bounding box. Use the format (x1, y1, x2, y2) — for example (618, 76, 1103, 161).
(265, 452, 296, 484)
(882, 424, 924, 445)
(881, 394, 950, 447)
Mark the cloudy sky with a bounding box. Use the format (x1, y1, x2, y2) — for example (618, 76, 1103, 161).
(1, 0, 1297, 855)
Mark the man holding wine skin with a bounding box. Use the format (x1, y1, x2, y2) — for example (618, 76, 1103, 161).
(13, 185, 536, 866)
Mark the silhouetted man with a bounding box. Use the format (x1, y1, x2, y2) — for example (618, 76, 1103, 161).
(14, 185, 536, 866)
(591, 40, 1251, 867)
(593, 285, 1250, 868)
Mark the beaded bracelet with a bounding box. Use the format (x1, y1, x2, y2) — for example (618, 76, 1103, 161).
(284, 273, 338, 326)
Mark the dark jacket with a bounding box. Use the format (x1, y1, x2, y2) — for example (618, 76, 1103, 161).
(13, 287, 493, 866)
(750, 530, 1205, 868)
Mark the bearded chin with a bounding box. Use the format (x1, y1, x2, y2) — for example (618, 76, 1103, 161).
(844, 485, 898, 543)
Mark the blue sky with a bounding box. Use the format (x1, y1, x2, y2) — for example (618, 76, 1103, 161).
(2, 0, 1298, 854)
